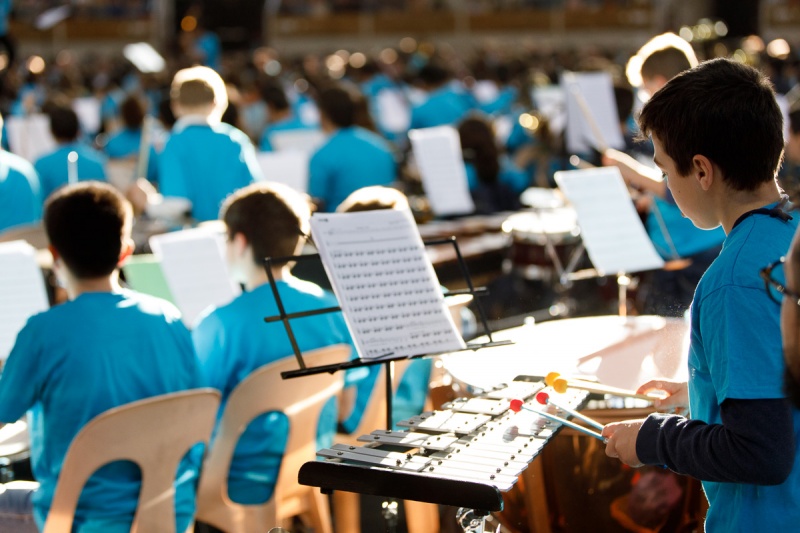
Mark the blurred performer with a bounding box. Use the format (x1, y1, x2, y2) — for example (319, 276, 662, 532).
(778, 105, 800, 203)
(34, 103, 107, 201)
(309, 86, 396, 212)
(192, 182, 370, 508)
(457, 116, 525, 214)
(781, 229, 800, 408)
(258, 81, 316, 152)
(603, 59, 799, 532)
(0, 182, 204, 532)
(102, 94, 159, 185)
(603, 33, 725, 317)
(0, 112, 42, 233)
(153, 66, 262, 222)
(409, 62, 475, 130)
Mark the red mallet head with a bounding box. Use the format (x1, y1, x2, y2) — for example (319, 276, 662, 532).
(509, 399, 524, 413)
(535, 391, 550, 405)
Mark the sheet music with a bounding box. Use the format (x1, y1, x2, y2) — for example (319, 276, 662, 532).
(532, 85, 567, 136)
(408, 126, 475, 217)
(255, 151, 309, 193)
(123, 42, 166, 74)
(269, 129, 326, 154)
(149, 228, 241, 327)
(310, 209, 466, 360)
(0, 241, 49, 361)
(554, 167, 664, 275)
(6, 115, 56, 163)
(375, 88, 410, 134)
(72, 97, 102, 135)
(561, 71, 625, 153)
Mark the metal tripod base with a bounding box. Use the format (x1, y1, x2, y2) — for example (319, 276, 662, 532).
(456, 507, 490, 532)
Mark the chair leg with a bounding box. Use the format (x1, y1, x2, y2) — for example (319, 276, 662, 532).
(333, 491, 361, 533)
(405, 500, 440, 533)
(308, 488, 333, 533)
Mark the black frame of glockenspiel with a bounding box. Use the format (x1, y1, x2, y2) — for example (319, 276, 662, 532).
(262, 236, 512, 430)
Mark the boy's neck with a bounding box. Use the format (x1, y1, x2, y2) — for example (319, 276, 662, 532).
(66, 272, 121, 300)
(719, 179, 784, 234)
(244, 265, 291, 291)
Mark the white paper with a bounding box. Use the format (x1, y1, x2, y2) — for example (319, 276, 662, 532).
(123, 42, 166, 74)
(408, 126, 475, 217)
(532, 85, 567, 136)
(6, 115, 56, 163)
(255, 151, 309, 193)
(72, 97, 102, 135)
(310, 209, 466, 360)
(554, 167, 664, 275)
(561, 71, 625, 153)
(375, 88, 410, 134)
(35, 6, 70, 30)
(0, 241, 49, 361)
(149, 228, 241, 327)
(269, 129, 326, 154)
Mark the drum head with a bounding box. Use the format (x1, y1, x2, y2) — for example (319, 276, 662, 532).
(502, 209, 580, 245)
(520, 187, 566, 209)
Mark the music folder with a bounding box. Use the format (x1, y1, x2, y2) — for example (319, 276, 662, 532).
(0, 241, 49, 361)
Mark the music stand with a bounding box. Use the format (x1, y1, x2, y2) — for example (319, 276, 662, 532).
(263, 237, 511, 429)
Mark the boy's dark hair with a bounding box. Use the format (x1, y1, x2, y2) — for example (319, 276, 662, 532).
(640, 47, 693, 82)
(220, 182, 310, 265)
(638, 58, 784, 190)
(48, 104, 80, 141)
(418, 62, 451, 88)
(120, 95, 146, 130)
(172, 78, 215, 108)
(318, 86, 355, 128)
(44, 181, 132, 279)
(260, 82, 290, 112)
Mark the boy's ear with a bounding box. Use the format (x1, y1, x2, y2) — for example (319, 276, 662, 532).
(230, 232, 249, 257)
(117, 238, 135, 266)
(48, 244, 60, 262)
(692, 155, 715, 191)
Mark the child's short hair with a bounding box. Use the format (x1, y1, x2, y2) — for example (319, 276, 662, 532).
(170, 66, 228, 121)
(318, 86, 356, 129)
(48, 104, 80, 141)
(120, 94, 146, 130)
(626, 32, 698, 88)
(220, 182, 311, 265)
(44, 181, 132, 279)
(336, 186, 409, 213)
(638, 58, 784, 191)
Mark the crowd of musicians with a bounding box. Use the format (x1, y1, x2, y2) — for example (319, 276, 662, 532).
(2, 19, 800, 532)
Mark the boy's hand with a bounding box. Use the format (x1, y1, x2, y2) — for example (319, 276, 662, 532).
(637, 379, 689, 414)
(602, 419, 645, 467)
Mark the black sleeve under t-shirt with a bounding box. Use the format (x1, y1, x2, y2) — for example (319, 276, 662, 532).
(636, 398, 795, 485)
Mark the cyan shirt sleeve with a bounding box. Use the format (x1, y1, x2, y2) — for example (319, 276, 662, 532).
(308, 149, 331, 208)
(191, 313, 229, 393)
(238, 135, 263, 184)
(0, 317, 45, 423)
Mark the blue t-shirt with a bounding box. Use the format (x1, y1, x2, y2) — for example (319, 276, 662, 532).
(410, 86, 475, 130)
(159, 119, 261, 222)
(34, 143, 107, 201)
(192, 277, 375, 504)
(103, 127, 159, 184)
(0, 150, 42, 233)
(465, 156, 529, 195)
(688, 203, 800, 531)
(308, 126, 396, 211)
(0, 290, 204, 531)
(647, 196, 726, 259)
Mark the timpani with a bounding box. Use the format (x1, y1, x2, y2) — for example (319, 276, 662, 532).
(440, 315, 704, 533)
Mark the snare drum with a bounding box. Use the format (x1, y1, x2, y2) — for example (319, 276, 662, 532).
(519, 187, 566, 210)
(440, 315, 703, 533)
(502, 209, 581, 281)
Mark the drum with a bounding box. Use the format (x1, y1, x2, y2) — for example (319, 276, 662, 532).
(502, 209, 582, 281)
(440, 315, 704, 533)
(520, 188, 567, 210)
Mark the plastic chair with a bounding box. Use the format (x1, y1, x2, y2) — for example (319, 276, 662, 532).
(42, 388, 221, 533)
(195, 344, 349, 533)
